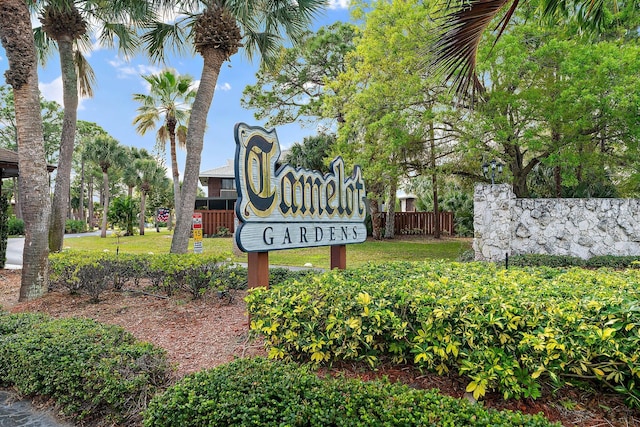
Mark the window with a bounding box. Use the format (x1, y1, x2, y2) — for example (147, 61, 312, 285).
(221, 178, 235, 190)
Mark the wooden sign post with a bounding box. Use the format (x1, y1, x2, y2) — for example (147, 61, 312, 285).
(234, 123, 367, 289)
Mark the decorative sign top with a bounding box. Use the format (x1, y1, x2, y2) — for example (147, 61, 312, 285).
(234, 123, 367, 252)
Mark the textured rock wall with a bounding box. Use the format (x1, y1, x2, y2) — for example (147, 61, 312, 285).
(474, 184, 640, 261)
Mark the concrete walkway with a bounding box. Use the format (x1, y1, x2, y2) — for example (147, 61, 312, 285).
(0, 391, 71, 427)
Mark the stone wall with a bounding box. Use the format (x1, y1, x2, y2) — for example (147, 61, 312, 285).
(473, 184, 640, 262)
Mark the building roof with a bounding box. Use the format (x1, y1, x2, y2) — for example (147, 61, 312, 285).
(200, 159, 235, 178)
(0, 147, 56, 178)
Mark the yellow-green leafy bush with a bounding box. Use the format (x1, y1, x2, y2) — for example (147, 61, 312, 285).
(246, 261, 640, 406)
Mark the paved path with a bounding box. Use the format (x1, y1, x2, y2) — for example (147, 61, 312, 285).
(0, 391, 71, 427)
(5, 231, 108, 269)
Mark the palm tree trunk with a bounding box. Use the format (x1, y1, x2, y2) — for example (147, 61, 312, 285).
(79, 157, 85, 223)
(168, 124, 181, 213)
(100, 170, 109, 238)
(171, 49, 226, 253)
(49, 38, 78, 252)
(0, 0, 51, 301)
(87, 176, 94, 230)
(139, 191, 146, 236)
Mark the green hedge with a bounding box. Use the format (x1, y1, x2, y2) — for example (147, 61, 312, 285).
(508, 253, 640, 268)
(7, 216, 24, 236)
(49, 251, 316, 301)
(143, 357, 558, 427)
(246, 261, 640, 407)
(0, 311, 170, 425)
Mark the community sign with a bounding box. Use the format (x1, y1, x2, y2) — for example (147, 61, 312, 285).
(234, 123, 367, 252)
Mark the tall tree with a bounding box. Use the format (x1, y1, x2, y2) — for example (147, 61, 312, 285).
(74, 120, 108, 225)
(0, 86, 63, 163)
(285, 133, 335, 173)
(135, 157, 166, 235)
(328, 0, 452, 238)
(432, 0, 633, 96)
(85, 135, 126, 238)
(241, 21, 358, 127)
(0, 0, 51, 301)
(133, 69, 195, 216)
(32, 0, 155, 253)
(143, 0, 326, 253)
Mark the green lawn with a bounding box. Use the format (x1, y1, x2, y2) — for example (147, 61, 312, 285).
(62, 229, 471, 268)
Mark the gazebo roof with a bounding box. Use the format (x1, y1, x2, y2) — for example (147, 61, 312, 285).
(0, 147, 56, 178)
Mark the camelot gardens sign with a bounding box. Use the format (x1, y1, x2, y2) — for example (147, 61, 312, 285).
(234, 123, 367, 286)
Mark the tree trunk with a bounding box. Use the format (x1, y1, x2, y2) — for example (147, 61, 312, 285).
(370, 198, 382, 240)
(384, 181, 396, 239)
(167, 118, 181, 214)
(87, 176, 94, 230)
(100, 170, 109, 238)
(430, 121, 440, 239)
(139, 191, 146, 236)
(79, 157, 85, 223)
(171, 49, 226, 253)
(49, 38, 78, 252)
(0, 0, 51, 300)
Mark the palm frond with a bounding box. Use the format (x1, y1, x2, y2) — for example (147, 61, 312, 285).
(100, 22, 140, 57)
(432, 0, 513, 97)
(33, 26, 56, 66)
(141, 20, 191, 63)
(74, 51, 96, 98)
(176, 125, 187, 150)
(243, 29, 282, 66)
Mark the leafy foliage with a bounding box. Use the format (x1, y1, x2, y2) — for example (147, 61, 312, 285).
(0, 311, 170, 425)
(7, 216, 23, 236)
(247, 261, 640, 406)
(144, 357, 558, 427)
(0, 194, 7, 268)
(509, 254, 640, 269)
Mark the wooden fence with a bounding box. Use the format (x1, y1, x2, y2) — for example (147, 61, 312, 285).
(199, 209, 454, 237)
(196, 210, 235, 236)
(381, 211, 455, 236)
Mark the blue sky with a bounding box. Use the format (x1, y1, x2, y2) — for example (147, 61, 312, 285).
(0, 1, 351, 178)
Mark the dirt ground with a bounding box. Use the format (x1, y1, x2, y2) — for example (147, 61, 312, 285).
(1, 269, 639, 427)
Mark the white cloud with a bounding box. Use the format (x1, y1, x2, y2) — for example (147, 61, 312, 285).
(328, 0, 350, 9)
(109, 56, 161, 79)
(39, 76, 88, 110)
(216, 82, 232, 91)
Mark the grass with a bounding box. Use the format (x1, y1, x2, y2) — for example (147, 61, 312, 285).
(61, 229, 472, 268)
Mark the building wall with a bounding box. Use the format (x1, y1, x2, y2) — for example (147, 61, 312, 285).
(473, 184, 640, 261)
(207, 177, 222, 197)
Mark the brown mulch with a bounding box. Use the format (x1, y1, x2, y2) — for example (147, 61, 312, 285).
(1, 268, 639, 427)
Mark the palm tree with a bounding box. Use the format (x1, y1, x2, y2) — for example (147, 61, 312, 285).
(135, 157, 167, 235)
(0, 0, 52, 301)
(143, 0, 326, 253)
(85, 135, 127, 238)
(122, 147, 153, 198)
(31, 0, 155, 253)
(433, 0, 617, 96)
(133, 69, 195, 217)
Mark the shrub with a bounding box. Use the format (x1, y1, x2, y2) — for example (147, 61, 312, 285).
(64, 219, 86, 234)
(7, 216, 24, 236)
(143, 357, 559, 427)
(508, 254, 640, 269)
(247, 262, 640, 406)
(0, 312, 170, 426)
(0, 195, 8, 268)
